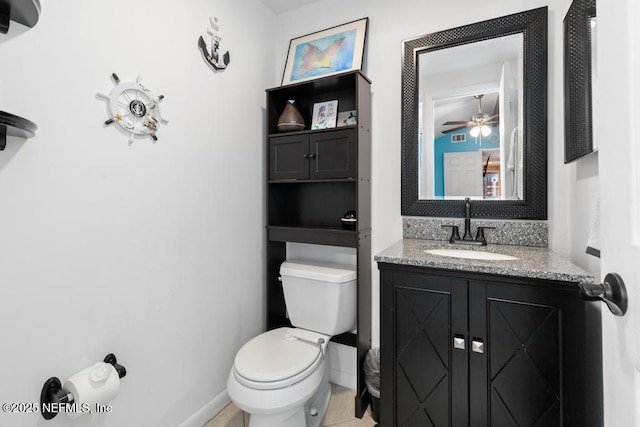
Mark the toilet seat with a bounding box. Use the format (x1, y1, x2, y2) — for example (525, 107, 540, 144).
(233, 328, 325, 390)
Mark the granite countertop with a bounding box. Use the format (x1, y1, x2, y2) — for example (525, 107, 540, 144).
(374, 239, 594, 284)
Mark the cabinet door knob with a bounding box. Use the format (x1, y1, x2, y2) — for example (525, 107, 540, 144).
(302, 153, 309, 158)
(472, 339, 484, 354)
(453, 335, 465, 350)
(308, 153, 316, 159)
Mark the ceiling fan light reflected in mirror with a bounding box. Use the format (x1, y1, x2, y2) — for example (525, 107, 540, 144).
(469, 123, 492, 138)
(441, 93, 499, 140)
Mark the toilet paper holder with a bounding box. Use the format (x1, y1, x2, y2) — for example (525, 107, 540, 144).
(40, 353, 127, 420)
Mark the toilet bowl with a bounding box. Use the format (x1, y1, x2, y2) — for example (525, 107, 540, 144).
(227, 328, 331, 427)
(227, 259, 357, 427)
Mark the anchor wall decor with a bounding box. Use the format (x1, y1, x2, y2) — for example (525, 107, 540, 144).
(198, 16, 230, 71)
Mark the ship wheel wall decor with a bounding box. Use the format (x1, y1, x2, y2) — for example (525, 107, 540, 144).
(97, 73, 169, 144)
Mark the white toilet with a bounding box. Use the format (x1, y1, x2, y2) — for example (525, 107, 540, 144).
(227, 259, 357, 427)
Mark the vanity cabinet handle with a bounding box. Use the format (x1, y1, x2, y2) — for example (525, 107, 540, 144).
(472, 339, 484, 354)
(308, 153, 316, 159)
(453, 335, 465, 350)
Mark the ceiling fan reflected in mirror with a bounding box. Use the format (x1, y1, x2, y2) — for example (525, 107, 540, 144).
(441, 94, 499, 137)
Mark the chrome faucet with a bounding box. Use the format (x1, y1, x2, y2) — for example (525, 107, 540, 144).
(442, 197, 493, 246)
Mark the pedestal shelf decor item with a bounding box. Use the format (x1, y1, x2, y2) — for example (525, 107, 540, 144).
(198, 16, 230, 71)
(0, 110, 37, 150)
(97, 73, 169, 145)
(277, 100, 305, 132)
(0, 0, 41, 34)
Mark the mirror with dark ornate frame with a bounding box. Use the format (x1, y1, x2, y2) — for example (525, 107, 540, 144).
(564, 0, 596, 163)
(401, 7, 548, 219)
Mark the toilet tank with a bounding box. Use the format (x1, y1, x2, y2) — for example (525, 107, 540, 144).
(279, 259, 357, 336)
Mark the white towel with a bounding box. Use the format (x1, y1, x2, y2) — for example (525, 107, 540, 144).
(507, 127, 517, 171)
(507, 127, 519, 198)
(586, 197, 600, 258)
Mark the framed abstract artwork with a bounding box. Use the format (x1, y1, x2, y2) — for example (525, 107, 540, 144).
(281, 18, 368, 85)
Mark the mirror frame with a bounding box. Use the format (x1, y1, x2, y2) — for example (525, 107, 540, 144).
(563, 0, 596, 163)
(401, 7, 548, 219)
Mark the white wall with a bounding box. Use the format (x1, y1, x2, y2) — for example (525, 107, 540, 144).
(0, 1, 275, 426)
(552, 0, 601, 280)
(272, 0, 601, 347)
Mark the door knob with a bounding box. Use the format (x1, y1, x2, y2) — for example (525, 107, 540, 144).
(472, 339, 484, 354)
(578, 272, 628, 316)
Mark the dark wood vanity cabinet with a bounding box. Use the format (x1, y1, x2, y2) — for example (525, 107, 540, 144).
(379, 264, 603, 427)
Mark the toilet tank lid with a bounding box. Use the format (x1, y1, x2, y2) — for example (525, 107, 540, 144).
(280, 259, 356, 283)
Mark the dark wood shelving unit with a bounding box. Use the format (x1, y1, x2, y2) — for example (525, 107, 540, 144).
(0, 110, 37, 150)
(265, 70, 372, 418)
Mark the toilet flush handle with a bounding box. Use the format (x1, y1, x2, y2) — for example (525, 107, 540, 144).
(287, 332, 327, 359)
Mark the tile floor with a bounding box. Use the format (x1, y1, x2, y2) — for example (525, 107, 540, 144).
(204, 384, 376, 427)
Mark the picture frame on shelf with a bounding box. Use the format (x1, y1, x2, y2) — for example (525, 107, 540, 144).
(281, 18, 368, 85)
(337, 110, 357, 127)
(311, 100, 338, 130)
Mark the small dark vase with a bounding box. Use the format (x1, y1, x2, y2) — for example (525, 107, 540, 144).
(277, 100, 305, 132)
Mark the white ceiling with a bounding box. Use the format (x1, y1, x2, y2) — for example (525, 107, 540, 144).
(260, 0, 321, 14)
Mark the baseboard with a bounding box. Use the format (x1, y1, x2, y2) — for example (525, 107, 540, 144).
(178, 389, 231, 427)
(330, 368, 357, 389)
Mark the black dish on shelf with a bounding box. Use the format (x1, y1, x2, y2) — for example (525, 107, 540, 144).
(341, 211, 357, 230)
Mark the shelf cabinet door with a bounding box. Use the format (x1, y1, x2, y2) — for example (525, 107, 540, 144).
(269, 134, 309, 180)
(309, 128, 357, 179)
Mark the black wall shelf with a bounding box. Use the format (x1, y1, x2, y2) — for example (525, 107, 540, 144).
(0, 0, 40, 34)
(267, 226, 359, 247)
(0, 111, 37, 150)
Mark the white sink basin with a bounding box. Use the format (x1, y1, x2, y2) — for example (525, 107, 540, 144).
(424, 248, 518, 261)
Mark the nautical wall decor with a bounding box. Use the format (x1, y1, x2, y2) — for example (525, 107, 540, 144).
(97, 73, 168, 144)
(198, 16, 230, 71)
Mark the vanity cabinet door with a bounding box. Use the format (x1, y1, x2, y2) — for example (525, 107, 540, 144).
(469, 280, 594, 427)
(380, 270, 468, 427)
